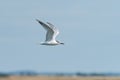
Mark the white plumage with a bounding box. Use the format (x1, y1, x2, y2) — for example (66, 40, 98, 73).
(36, 19, 64, 46)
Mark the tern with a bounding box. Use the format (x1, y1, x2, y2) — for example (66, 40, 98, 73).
(36, 19, 64, 46)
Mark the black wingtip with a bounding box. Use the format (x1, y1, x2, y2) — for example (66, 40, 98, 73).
(36, 19, 39, 22)
(36, 19, 43, 25)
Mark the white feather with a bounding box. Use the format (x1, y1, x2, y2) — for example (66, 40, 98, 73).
(36, 19, 64, 46)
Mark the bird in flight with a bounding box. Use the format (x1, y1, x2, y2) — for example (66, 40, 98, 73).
(36, 19, 64, 46)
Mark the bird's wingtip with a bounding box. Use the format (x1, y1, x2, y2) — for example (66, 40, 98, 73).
(36, 19, 39, 22)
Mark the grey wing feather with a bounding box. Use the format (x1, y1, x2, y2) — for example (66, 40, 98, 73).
(46, 31, 54, 41)
(36, 19, 52, 31)
(47, 22, 59, 31)
(47, 22, 55, 28)
(36, 19, 59, 41)
(47, 22, 59, 40)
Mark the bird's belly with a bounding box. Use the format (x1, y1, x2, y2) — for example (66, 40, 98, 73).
(41, 42, 58, 46)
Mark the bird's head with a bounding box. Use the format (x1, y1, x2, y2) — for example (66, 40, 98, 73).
(60, 42, 64, 45)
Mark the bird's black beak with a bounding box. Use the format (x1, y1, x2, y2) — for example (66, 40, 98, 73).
(60, 43, 64, 45)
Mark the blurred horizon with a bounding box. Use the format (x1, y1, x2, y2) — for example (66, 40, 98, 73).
(1, 70, 120, 77)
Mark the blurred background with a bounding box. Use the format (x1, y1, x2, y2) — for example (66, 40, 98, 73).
(0, 0, 120, 74)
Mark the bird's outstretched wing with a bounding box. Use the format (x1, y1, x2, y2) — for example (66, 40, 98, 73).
(46, 22, 59, 40)
(36, 19, 59, 42)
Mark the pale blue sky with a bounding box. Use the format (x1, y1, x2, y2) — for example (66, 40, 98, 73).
(0, 0, 120, 73)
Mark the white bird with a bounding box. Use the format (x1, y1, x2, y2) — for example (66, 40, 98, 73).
(36, 19, 64, 46)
